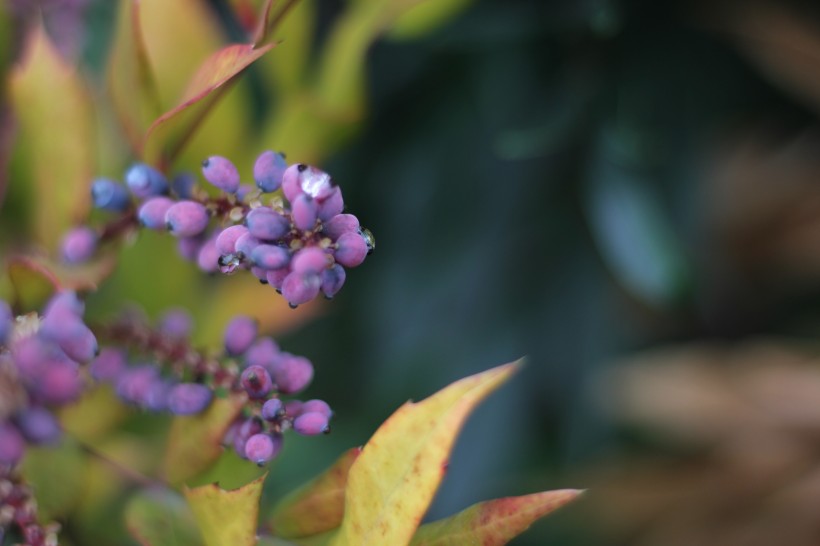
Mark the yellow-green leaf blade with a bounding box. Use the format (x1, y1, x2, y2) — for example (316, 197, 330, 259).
(163, 393, 246, 486)
(331, 360, 522, 546)
(184, 473, 267, 546)
(7, 256, 59, 313)
(409, 489, 583, 546)
(9, 24, 94, 249)
(270, 447, 362, 538)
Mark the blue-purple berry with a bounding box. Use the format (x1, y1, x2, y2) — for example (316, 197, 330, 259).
(301, 399, 333, 419)
(202, 156, 240, 194)
(138, 197, 175, 230)
(158, 308, 192, 340)
(321, 265, 346, 299)
(254, 150, 287, 193)
(291, 194, 318, 231)
(234, 232, 261, 258)
(281, 272, 320, 308)
(250, 244, 290, 270)
(271, 353, 313, 394)
(265, 268, 289, 292)
(261, 398, 283, 421)
(178, 237, 203, 261)
(323, 214, 360, 240)
(245, 337, 279, 369)
(317, 186, 344, 221)
(165, 201, 210, 238)
(215, 225, 249, 256)
(224, 316, 258, 356)
(293, 412, 330, 436)
(0, 300, 12, 345)
(125, 163, 168, 198)
(291, 247, 329, 275)
(0, 422, 25, 465)
(171, 172, 197, 199)
(61, 226, 98, 264)
(240, 365, 273, 399)
(168, 383, 213, 415)
(89, 347, 127, 382)
(197, 236, 220, 273)
(244, 432, 283, 465)
(91, 177, 130, 211)
(334, 231, 368, 267)
(15, 406, 61, 444)
(37, 358, 83, 405)
(233, 417, 263, 459)
(116, 365, 160, 407)
(246, 207, 289, 241)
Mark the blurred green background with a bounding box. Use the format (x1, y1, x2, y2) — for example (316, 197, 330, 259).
(7, 0, 820, 544)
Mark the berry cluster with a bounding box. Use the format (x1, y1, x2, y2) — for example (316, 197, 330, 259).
(0, 293, 95, 468)
(94, 311, 332, 466)
(62, 152, 374, 308)
(0, 469, 60, 546)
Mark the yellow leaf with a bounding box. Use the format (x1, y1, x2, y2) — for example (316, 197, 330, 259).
(409, 489, 583, 546)
(330, 360, 522, 546)
(184, 473, 267, 546)
(163, 393, 247, 485)
(270, 447, 362, 538)
(9, 24, 94, 250)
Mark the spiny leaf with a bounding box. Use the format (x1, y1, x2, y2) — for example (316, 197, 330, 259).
(8, 24, 94, 249)
(163, 393, 246, 486)
(7, 256, 59, 313)
(270, 448, 362, 538)
(330, 360, 522, 546)
(125, 488, 204, 546)
(143, 42, 272, 166)
(409, 489, 583, 546)
(184, 474, 266, 546)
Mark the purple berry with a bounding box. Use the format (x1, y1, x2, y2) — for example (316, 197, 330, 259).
(291, 247, 329, 275)
(0, 422, 25, 465)
(223, 316, 258, 356)
(240, 365, 273, 399)
(282, 164, 335, 202)
(233, 417, 263, 459)
(116, 365, 160, 406)
(61, 226, 98, 264)
(244, 432, 283, 465)
(245, 337, 279, 369)
(321, 264, 346, 299)
(261, 398, 283, 421)
(271, 353, 313, 394)
(15, 407, 61, 444)
(178, 237, 203, 261)
(215, 225, 249, 256)
(265, 268, 289, 292)
(237, 184, 255, 201)
(42, 317, 97, 363)
(168, 383, 213, 415)
(171, 172, 197, 199)
(334, 231, 368, 267)
(202, 156, 240, 194)
(301, 399, 333, 418)
(165, 201, 210, 238)
(89, 347, 127, 382)
(91, 177, 130, 211)
(235, 232, 261, 258)
(284, 399, 303, 417)
(44, 291, 84, 317)
(158, 308, 192, 339)
(254, 150, 287, 193)
(144, 380, 173, 412)
(291, 194, 318, 231)
(317, 186, 344, 221)
(138, 196, 175, 230)
(250, 244, 290, 270)
(293, 412, 330, 436)
(38, 358, 83, 404)
(125, 163, 168, 198)
(197, 236, 220, 273)
(246, 207, 289, 241)
(0, 300, 12, 345)
(281, 272, 320, 308)
(323, 214, 360, 240)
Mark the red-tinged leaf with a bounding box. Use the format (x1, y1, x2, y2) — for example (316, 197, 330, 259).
(408, 489, 584, 546)
(7, 256, 60, 313)
(125, 488, 204, 546)
(144, 42, 273, 166)
(9, 24, 94, 249)
(270, 448, 362, 538)
(252, 0, 275, 46)
(330, 361, 522, 546)
(184, 474, 266, 546)
(163, 393, 247, 486)
(107, 0, 163, 154)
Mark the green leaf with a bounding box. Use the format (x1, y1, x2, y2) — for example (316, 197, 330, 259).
(330, 361, 522, 546)
(184, 473, 266, 546)
(257, 536, 300, 546)
(270, 447, 361, 538)
(8, 24, 95, 250)
(107, 0, 163, 154)
(125, 488, 205, 546)
(143, 41, 272, 167)
(163, 393, 246, 486)
(7, 256, 59, 312)
(21, 439, 87, 521)
(409, 489, 583, 546)
(387, 0, 473, 40)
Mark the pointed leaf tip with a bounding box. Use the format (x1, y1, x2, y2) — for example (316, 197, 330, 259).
(331, 361, 521, 546)
(184, 473, 267, 546)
